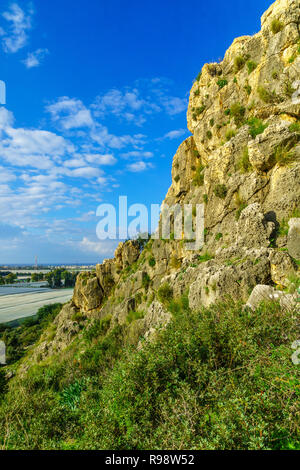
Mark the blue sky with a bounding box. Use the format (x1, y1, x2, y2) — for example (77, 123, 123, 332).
(0, 0, 272, 264)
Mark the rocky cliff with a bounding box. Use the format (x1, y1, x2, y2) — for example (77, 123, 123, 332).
(25, 0, 300, 366)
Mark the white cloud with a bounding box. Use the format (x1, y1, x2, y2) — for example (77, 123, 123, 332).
(161, 129, 187, 140)
(121, 150, 153, 159)
(161, 96, 187, 115)
(69, 166, 103, 179)
(0, 166, 16, 183)
(126, 161, 153, 172)
(92, 79, 187, 125)
(46, 97, 94, 130)
(1, 3, 33, 53)
(79, 237, 117, 256)
(0, 107, 14, 129)
(0, 126, 74, 169)
(85, 153, 117, 165)
(22, 48, 49, 68)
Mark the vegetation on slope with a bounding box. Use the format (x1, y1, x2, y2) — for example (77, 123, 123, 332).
(0, 298, 299, 450)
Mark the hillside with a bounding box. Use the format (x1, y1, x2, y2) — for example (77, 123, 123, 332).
(0, 0, 299, 450)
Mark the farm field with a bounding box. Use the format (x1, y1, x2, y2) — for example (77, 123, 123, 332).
(0, 288, 73, 323)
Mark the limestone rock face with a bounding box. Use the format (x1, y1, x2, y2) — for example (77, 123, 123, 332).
(288, 218, 300, 258)
(236, 203, 275, 248)
(115, 240, 140, 269)
(248, 121, 300, 172)
(188, 251, 271, 309)
(246, 284, 298, 311)
(73, 272, 103, 313)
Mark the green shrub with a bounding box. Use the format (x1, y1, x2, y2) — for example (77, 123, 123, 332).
(203, 194, 208, 204)
(247, 117, 268, 138)
(274, 145, 299, 166)
(214, 184, 228, 199)
(194, 89, 200, 96)
(0, 298, 299, 450)
(244, 84, 252, 95)
(170, 256, 181, 269)
(215, 233, 223, 241)
(206, 130, 213, 140)
(174, 175, 180, 183)
(230, 103, 246, 126)
(157, 283, 173, 304)
(289, 121, 300, 133)
(238, 147, 252, 173)
(193, 164, 205, 186)
(60, 378, 88, 411)
(217, 79, 228, 89)
(234, 55, 245, 72)
(126, 310, 145, 324)
(84, 316, 112, 342)
(195, 71, 202, 82)
(148, 257, 156, 268)
(271, 19, 284, 34)
(246, 60, 257, 74)
(142, 273, 151, 291)
(225, 129, 236, 141)
(198, 252, 214, 262)
(257, 86, 278, 104)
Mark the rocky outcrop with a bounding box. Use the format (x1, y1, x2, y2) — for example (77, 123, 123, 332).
(21, 0, 300, 366)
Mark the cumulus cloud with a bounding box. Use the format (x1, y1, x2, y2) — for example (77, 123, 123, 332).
(0, 126, 74, 169)
(126, 161, 153, 172)
(92, 79, 187, 125)
(22, 48, 49, 68)
(79, 237, 117, 256)
(161, 129, 187, 140)
(84, 153, 117, 166)
(0, 3, 33, 53)
(0, 107, 14, 129)
(121, 150, 153, 159)
(46, 97, 94, 130)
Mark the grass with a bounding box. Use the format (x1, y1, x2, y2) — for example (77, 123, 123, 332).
(238, 147, 252, 173)
(271, 19, 284, 34)
(148, 256, 156, 268)
(214, 184, 228, 199)
(0, 298, 298, 450)
(289, 122, 300, 133)
(217, 79, 228, 89)
(274, 144, 299, 167)
(257, 86, 278, 104)
(235, 193, 248, 220)
(193, 164, 205, 186)
(225, 129, 236, 141)
(157, 283, 173, 304)
(247, 117, 268, 138)
(195, 71, 202, 82)
(230, 103, 246, 126)
(126, 310, 145, 324)
(247, 60, 257, 74)
(234, 55, 245, 72)
(198, 252, 214, 262)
